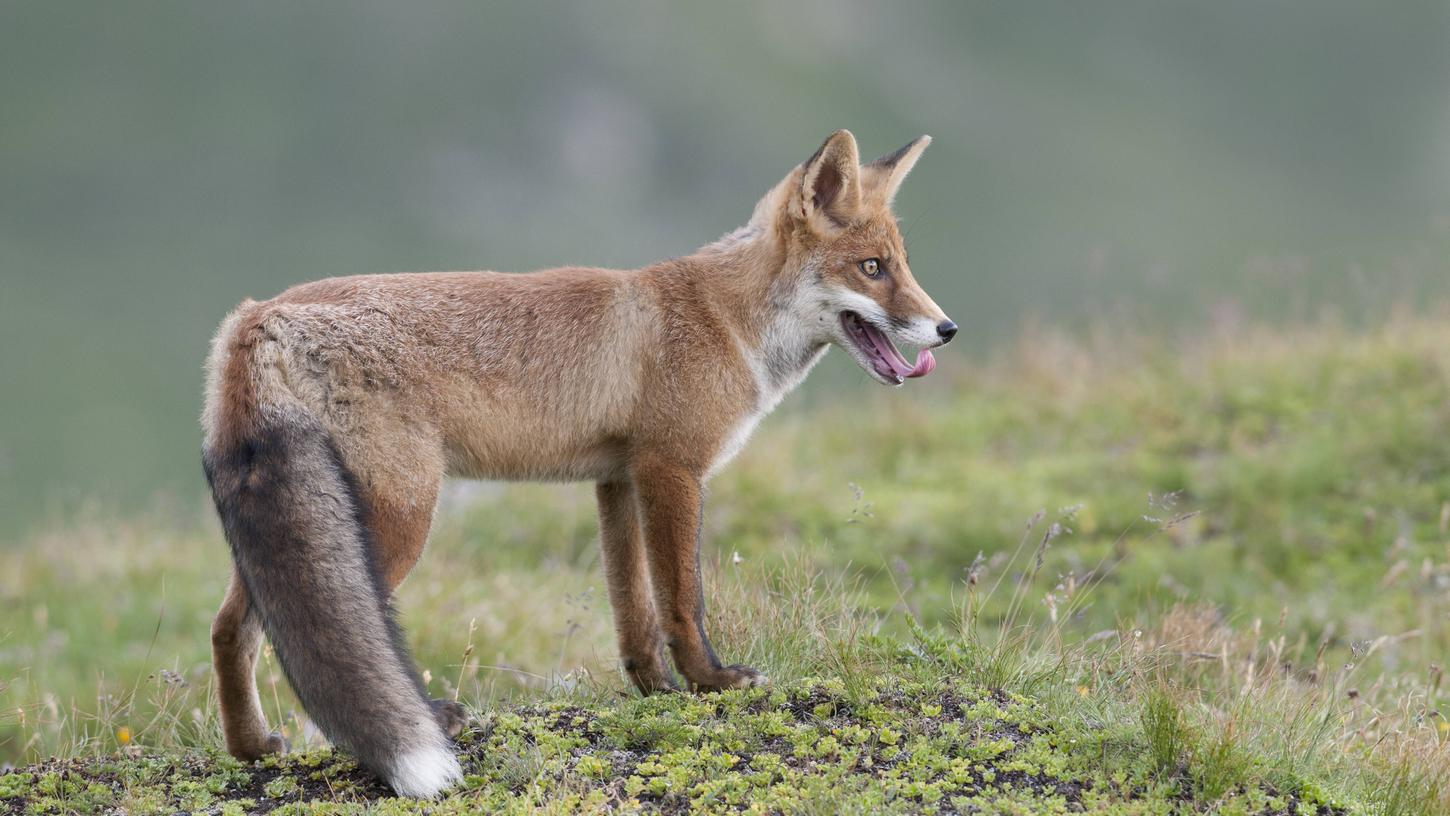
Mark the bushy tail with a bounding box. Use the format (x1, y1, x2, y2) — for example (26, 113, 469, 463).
(204, 408, 461, 798)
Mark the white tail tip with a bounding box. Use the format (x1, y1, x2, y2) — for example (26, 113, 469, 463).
(388, 745, 464, 798)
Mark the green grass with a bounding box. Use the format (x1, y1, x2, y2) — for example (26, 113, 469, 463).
(3, 316, 1450, 812)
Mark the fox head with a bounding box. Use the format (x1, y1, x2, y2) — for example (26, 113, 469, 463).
(760, 130, 955, 386)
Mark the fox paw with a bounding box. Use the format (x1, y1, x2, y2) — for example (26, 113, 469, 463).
(625, 658, 682, 696)
(229, 730, 288, 762)
(690, 665, 769, 693)
(263, 731, 290, 755)
(429, 699, 470, 739)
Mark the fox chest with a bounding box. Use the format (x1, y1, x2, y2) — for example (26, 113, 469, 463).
(706, 410, 765, 478)
(704, 343, 828, 478)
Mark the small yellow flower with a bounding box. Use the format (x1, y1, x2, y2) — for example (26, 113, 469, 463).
(1077, 686, 1090, 697)
(116, 727, 131, 745)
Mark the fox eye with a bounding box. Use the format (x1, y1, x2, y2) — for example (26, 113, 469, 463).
(859, 258, 882, 278)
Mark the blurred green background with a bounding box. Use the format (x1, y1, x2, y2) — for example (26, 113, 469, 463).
(3, 1, 1449, 538)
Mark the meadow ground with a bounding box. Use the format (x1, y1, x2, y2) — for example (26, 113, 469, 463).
(2, 316, 1449, 813)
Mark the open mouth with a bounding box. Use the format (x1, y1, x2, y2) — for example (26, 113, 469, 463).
(840, 311, 936, 385)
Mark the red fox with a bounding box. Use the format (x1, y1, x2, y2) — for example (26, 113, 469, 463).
(202, 129, 954, 797)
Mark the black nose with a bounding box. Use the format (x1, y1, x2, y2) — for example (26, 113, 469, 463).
(936, 320, 958, 343)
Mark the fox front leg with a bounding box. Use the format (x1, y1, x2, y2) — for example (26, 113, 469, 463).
(596, 479, 679, 694)
(633, 457, 766, 691)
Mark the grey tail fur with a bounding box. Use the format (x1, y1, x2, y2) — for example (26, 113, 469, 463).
(203, 410, 461, 798)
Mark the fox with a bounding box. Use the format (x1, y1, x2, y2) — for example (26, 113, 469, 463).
(201, 129, 955, 797)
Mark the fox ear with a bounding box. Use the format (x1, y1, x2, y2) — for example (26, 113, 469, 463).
(862, 135, 931, 208)
(797, 129, 862, 229)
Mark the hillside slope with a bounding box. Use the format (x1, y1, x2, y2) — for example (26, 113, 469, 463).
(4, 318, 1450, 812)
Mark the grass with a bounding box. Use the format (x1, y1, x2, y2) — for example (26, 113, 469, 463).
(3, 314, 1450, 812)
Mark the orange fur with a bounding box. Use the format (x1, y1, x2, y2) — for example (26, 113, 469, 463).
(203, 130, 954, 784)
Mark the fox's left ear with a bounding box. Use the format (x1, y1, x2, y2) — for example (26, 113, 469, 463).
(796, 129, 863, 231)
(862, 135, 931, 208)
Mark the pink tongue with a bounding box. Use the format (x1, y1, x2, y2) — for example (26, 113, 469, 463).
(905, 348, 936, 378)
(863, 321, 936, 379)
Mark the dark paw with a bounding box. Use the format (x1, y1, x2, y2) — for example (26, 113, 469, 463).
(624, 656, 681, 696)
(689, 664, 769, 693)
(633, 672, 682, 696)
(264, 731, 290, 755)
(229, 730, 288, 762)
(429, 698, 470, 739)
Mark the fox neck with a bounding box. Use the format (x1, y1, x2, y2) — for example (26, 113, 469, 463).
(686, 225, 831, 411)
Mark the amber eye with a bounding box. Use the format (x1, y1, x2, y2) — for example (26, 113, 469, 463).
(859, 258, 882, 278)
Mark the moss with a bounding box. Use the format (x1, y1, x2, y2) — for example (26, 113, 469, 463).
(0, 774, 29, 799)
(263, 774, 301, 799)
(0, 672, 1351, 814)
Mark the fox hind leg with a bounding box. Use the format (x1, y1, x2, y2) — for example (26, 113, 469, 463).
(366, 480, 441, 595)
(363, 477, 469, 737)
(211, 571, 288, 760)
